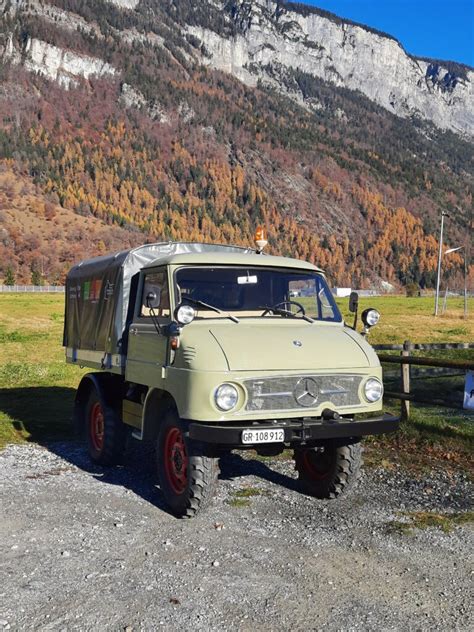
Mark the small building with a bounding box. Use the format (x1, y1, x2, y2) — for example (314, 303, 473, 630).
(332, 287, 352, 298)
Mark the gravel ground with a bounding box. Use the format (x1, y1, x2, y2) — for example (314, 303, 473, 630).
(0, 441, 473, 632)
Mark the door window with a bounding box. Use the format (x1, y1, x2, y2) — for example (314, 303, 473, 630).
(140, 270, 170, 318)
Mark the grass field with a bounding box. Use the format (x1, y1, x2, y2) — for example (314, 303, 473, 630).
(0, 294, 86, 447)
(337, 295, 474, 344)
(0, 293, 472, 472)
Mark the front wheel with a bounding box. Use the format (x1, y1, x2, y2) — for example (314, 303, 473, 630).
(157, 411, 219, 518)
(294, 441, 362, 499)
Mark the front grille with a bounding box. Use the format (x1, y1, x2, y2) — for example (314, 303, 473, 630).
(182, 346, 196, 367)
(243, 374, 362, 412)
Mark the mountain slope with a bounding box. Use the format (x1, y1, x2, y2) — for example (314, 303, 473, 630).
(0, 168, 143, 284)
(186, 0, 474, 138)
(0, 0, 472, 287)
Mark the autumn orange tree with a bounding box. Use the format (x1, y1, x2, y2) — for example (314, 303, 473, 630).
(0, 9, 472, 287)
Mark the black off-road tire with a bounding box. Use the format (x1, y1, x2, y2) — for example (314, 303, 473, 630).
(157, 410, 219, 518)
(85, 387, 127, 466)
(294, 441, 362, 499)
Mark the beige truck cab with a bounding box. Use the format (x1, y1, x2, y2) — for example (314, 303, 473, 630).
(64, 241, 399, 517)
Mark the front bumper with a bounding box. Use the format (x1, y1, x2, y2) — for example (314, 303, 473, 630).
(189, 413, 400, 447)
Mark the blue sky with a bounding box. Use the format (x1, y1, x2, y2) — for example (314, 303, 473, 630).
(299, 0, 474, 67)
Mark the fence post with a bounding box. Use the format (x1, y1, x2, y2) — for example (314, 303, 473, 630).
(401, 340, 411, 421)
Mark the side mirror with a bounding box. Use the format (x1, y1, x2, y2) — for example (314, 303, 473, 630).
(349, 291, 359, 313)
(348, 291, 359, 331)
(146, 290, 160, 309)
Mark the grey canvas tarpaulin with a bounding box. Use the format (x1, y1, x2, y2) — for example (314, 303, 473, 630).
(64, 242, 254, 357)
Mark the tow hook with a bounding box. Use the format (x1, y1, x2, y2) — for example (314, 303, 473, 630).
(322, 409, 341, 421)
(299, 417, 313, 445)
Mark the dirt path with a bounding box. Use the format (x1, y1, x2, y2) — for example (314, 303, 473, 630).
(0, 442, 472, 631)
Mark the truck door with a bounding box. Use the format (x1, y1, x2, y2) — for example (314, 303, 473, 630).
(125, 267, 171, 386)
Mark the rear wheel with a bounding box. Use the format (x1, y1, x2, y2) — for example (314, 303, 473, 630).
(294, 441, 362, 499)
(86, 388, 126, 466)
(157, 410, 219, 518)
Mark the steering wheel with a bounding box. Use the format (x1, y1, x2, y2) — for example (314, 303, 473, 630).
(262, 301, 306, 317)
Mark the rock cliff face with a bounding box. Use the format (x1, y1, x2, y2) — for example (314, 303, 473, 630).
(108, 0, 139, 7)
(0, 0, 25, 10)
(1, 0, 472, 137)
(0, 1, 116, 86)
(188, 0, 473, 138)
(21, 39, 116, 88)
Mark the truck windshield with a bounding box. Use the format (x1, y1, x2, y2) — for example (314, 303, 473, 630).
(175, 267, 342, 322)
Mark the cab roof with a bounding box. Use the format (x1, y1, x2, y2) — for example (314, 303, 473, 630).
(142, 252, 323, 273)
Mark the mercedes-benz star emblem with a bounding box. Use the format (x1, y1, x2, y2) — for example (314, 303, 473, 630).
(293, 340, 302, 347)
(294, 377, 319, 407)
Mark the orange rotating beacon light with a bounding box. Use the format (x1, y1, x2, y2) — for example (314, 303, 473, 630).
(254, 225, 268, 254)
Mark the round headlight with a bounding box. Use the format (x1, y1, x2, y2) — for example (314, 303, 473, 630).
(214, 383, 239, 411)
(175, 304, 196, 325)
(362, 308, 380, 328)
(364, 378, 383, 402)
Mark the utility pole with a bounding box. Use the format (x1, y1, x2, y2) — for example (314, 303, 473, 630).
(434, 211, 448, 316)
(467, 205, 472, 319)
(464, 250, 468, 319)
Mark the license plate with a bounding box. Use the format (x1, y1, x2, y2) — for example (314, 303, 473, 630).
(241, 428, 285, 445)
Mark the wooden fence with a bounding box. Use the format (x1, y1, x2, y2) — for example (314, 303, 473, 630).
(374, 342, 474, 420)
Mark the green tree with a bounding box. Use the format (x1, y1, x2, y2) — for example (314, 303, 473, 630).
(4, 265, 15, 286)
(405, 282, 420, 298)
(31, 264, 43, 286)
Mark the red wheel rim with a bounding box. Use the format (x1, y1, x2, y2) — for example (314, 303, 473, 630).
(90, 401, 105, 452)
(301, 449, 333, 481)
(164, 427, 188, 495)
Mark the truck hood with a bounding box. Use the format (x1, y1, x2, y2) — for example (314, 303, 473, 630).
(209, 322, 373, 371)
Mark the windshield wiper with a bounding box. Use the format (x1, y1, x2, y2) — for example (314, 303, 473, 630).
(259, 305, 314, 324)
(184, 298, 240, 323)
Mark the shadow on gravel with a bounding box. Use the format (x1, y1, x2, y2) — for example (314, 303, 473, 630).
(0, 386, 302, 516)
(219, 452, 301, 493)
(0, 386, 169, 514)
(47, 439, 171, 514)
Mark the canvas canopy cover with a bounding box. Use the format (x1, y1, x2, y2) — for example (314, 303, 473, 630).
(63, 242, 253, 356)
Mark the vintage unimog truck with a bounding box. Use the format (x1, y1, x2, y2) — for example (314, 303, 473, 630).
(64, 240, 399, 517)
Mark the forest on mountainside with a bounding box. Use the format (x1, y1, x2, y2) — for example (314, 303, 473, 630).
(0, 1, 472, 287)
